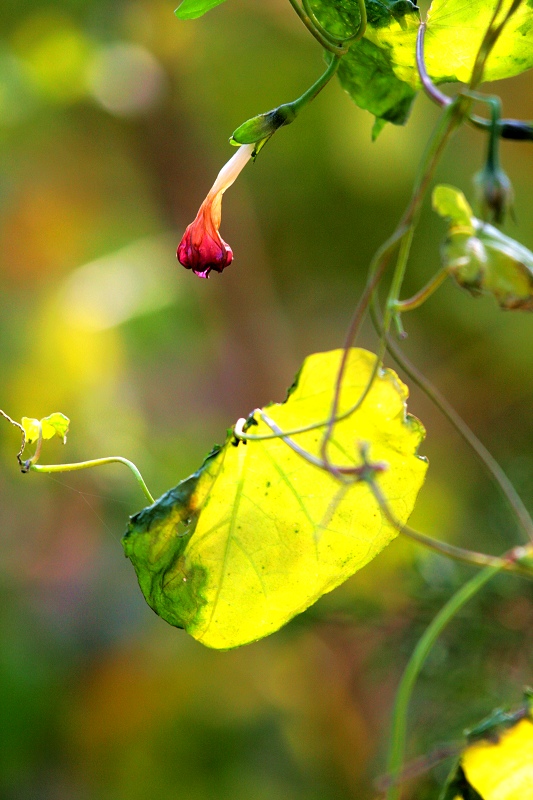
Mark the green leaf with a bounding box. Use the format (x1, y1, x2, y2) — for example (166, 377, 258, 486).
(336, 37, 417, 127)
(123, 348, 427, 650)
(433, 184, 533, 310)
(21, 412, 70, 445)
(316, 1, 420, 128)
(174, 0, 227, 21)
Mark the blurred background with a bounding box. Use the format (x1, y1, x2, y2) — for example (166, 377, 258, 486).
(0, 1, 532, 798)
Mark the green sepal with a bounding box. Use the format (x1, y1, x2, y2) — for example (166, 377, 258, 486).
(231, 105, 298, 146)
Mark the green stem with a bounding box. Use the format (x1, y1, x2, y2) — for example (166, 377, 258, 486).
(373, 314, 533, 544)
(394, 266, 449, 312)
(302, 0, 366, 46)
(369, 478, 532, 576)
(321, 98, 464, 467)
(287, 0, 346, 53)
(289, 54, 341, 114)
(29, 457, 155, 505)
(385, 561, 505, 800)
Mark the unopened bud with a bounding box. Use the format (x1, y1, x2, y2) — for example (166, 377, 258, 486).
(230, 104, 297, 147)
(474, 162, 514, 225)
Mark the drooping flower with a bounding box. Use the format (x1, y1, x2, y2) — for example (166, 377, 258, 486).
(177, 143, 254, 278)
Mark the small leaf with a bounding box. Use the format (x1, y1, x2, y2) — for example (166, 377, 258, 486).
(123, 348, 427, 650)
(41, 412, 70, 443)
(174, 0, 227, 21)
(432, 185, 475, 231)
(321, 1, 420, 129)
(433, 185, 533, 310)
(21, 417, 41, 445)
(21, 412, 70, 445)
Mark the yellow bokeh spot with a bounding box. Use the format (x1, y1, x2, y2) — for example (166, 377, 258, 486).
(11, 13, 92, 102)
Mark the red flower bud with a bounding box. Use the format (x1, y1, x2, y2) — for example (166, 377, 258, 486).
(177, 198, 233, 278)
(177, 144, 254, 278)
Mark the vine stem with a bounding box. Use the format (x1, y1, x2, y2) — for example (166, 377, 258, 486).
(0, 409, 26, 464)
(368, 478, 532, 576)
(286, 0, 347, 53)
(321, 96, 465, 470)
(394, 266, 449, 313)
(29, 458, 155, 505)
(385, 557, 518, 800)
(302, 0, 367, 46)
(253, 412, 533, 576)
(290, 55, 341, 115)
(371, 305, 533, 544)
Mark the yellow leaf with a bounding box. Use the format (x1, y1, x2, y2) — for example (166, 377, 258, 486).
(123, 349, 427, 650)
(462, 718, 533, 800)
(21, 417, 41, 445)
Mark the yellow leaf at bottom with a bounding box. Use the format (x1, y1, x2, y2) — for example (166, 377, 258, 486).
(462, 718, 533, 800)
(123, 349, 427, 649)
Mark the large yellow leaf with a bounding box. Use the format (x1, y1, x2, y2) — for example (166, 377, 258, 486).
(123, 349, 427, 649)
(367, 0, 533, 89)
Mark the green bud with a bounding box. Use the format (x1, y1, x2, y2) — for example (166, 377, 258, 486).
(474, 162, 514, 224)
(230, 104, 298, 146)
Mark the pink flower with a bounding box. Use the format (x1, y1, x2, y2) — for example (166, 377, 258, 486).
(177, 144, 254, 278)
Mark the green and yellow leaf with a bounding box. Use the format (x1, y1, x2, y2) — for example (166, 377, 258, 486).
(311, 0, 533, 129)
(123, 348, 427, 650)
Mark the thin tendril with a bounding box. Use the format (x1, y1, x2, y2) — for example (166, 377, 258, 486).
(287, 0, 347, 53)
(302, 0, 367, 45)
(29, 458, 155, 505)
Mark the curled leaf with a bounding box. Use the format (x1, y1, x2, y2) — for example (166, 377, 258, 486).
(123, 348, 427, 650)
(433, 185, 533, 311)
